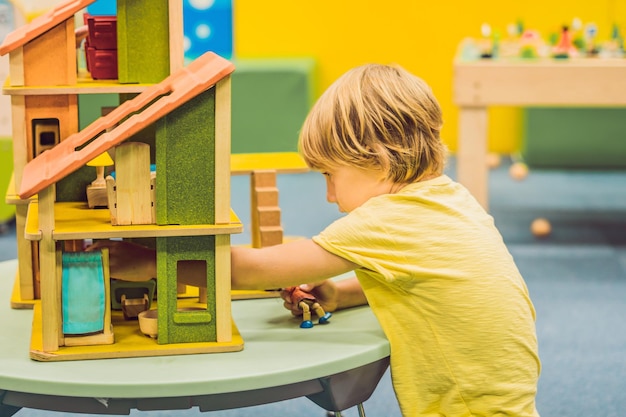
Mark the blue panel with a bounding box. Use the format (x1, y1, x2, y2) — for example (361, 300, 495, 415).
(87, 0, 117, 15)
(183, 0, 233, 60)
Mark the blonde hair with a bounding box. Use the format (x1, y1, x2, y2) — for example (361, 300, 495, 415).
(299, 64, 447, 183)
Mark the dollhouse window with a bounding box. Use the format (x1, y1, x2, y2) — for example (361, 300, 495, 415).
(177, 259, 207, 310)
(174, 259, 213, 325)
(32, 118, 60, 157)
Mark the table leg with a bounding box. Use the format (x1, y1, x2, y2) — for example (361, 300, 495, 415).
(327, 404, 367, 417)
(0, 391, 21, 417)
(457, 106, 489, 210)
(0, 403, 20, 417)
(309, 357, 389, 414)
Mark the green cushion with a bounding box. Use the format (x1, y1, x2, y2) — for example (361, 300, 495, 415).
(231, 58, 316, 153)
(522, 108, 626, 169)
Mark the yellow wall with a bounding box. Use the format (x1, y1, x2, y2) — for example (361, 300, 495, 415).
(234, 0, 626, 153)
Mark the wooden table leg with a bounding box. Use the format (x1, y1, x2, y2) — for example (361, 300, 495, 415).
(457, 106, 489, 210)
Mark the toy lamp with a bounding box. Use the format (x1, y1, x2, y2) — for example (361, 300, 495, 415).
(86, 151, 114, 208)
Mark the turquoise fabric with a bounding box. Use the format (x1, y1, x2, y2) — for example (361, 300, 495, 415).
(61, 252, 105, 335)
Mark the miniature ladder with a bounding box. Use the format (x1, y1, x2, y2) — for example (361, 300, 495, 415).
(250, 170, 283, 248)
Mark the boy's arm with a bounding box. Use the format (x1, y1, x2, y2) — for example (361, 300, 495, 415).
(90, 238, 361, 300)
(333, 277, 368, 310)
(231, 239, 359, 290)
(87, 240, 157, 282)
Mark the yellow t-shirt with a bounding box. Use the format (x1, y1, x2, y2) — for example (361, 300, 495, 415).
(313, 175, 541, 417)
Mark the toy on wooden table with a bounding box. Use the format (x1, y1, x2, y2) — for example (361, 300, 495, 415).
(478, 23, 495, 58)
(612, 24, 624, 47)
(599, 24, 625, 58)
(583, 22, 599, 56)
(519, 29, 546, 58)
(552, 25, 579, 58)
(284, 286, 331, 329)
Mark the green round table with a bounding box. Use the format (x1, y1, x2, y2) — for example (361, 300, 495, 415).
(0, 259, 390, 415)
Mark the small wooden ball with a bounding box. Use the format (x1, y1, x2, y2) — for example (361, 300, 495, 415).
(509, 162, 529, 180)
(486, 153, 502, 169)
(531, 218, 551, 238)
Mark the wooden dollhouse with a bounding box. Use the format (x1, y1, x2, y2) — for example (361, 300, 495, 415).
(1, 0, 243, 361)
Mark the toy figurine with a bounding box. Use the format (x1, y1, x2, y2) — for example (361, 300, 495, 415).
(552, 25, 579, 58)
(284, 286, 331, 328)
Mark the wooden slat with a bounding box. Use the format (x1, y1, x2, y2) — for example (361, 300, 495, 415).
(15, 204, 34, 301)
(168, 0, 184, 74)
(24, 201, 243, 241)
(114, 142, 153, 225)
(214, 234, 231, 342)
(38, 186, 59, 352)
(10, 95, 26, 189)
(214, 76, 232, 224)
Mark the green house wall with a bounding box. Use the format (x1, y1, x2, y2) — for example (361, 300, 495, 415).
(117, 0, 170, 84)
(155, 88, 216, 226)
(156, 236, 217, 344)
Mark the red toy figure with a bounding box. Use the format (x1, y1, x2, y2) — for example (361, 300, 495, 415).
(284, 286, 332, 328)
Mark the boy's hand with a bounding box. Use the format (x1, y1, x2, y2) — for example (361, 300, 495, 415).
(281, 280, 339, 316)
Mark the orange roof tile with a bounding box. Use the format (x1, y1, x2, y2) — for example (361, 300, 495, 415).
(0, 0, 95, 55)
(19, 52, 235, 199)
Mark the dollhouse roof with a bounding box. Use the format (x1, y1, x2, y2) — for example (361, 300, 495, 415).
(0, 0, 96, 55)
(18, 51, 235, 199)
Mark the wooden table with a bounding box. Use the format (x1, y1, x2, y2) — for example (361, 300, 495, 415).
(0, 259, 390, 416)
(453, 57, 626, 209)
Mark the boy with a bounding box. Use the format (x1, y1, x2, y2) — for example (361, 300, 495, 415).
(95, 64, 541, 416)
